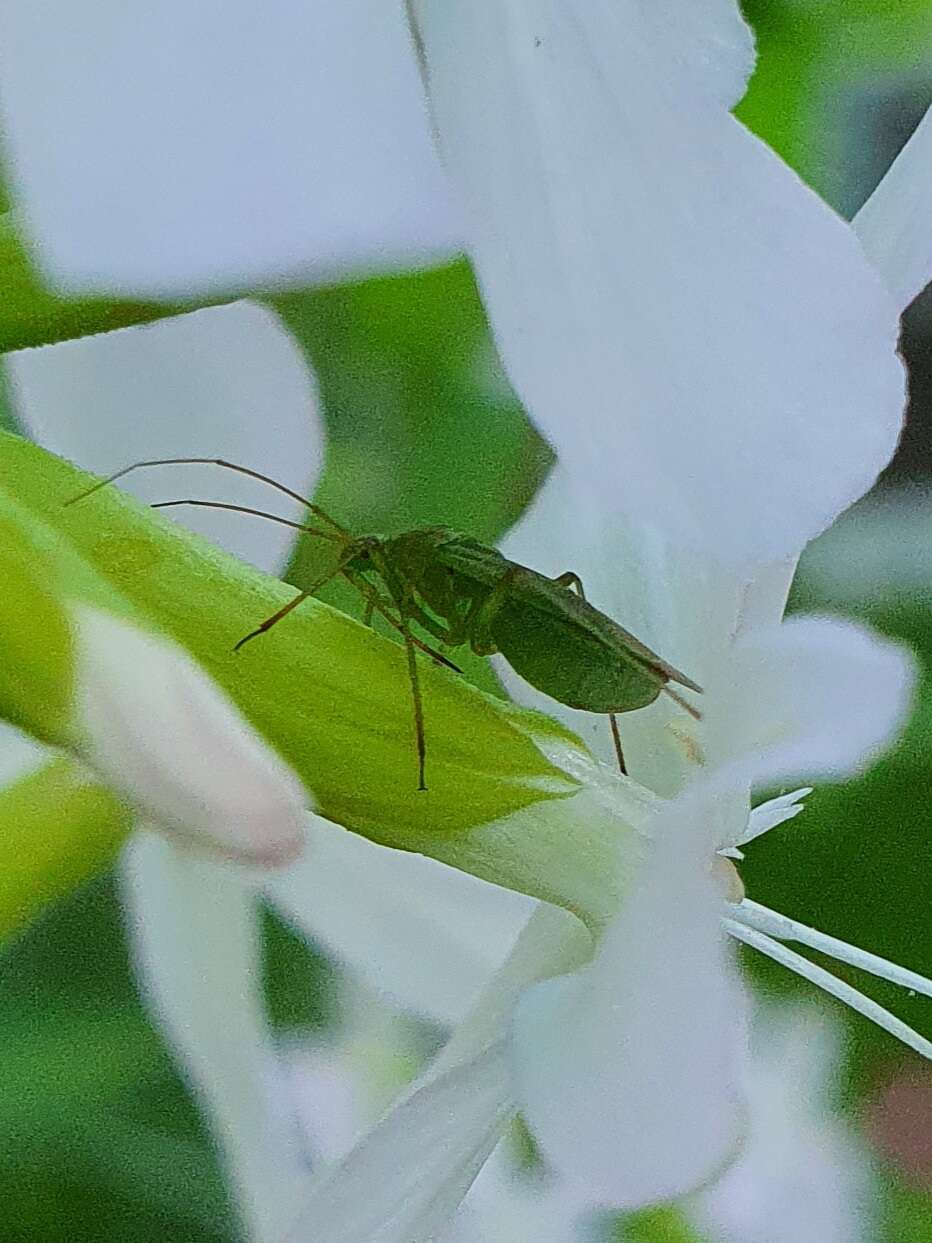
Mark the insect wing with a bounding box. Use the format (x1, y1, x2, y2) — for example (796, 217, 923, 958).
(489, 568, 690, 714)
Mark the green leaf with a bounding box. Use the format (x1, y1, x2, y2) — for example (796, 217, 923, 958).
(0, 432, 585, 891)
(0, 215, 206, 352)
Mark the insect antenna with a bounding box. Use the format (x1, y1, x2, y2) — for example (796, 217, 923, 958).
(65, 456, 349, 535)
(151, 498, 344, 545)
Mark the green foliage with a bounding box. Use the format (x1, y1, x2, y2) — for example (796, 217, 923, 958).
(0, 215, 197, 352)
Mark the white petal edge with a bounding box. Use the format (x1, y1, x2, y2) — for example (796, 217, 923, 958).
(0, 1, 461, 295)
(72, 604, 308, 866)
(512, 782, 749, 1207)
(711, 615, 914, 788)
(122, 832, 312, 1243)
(268, 815, 537, 1026)
(415, 0, 903, 566)
(6, 301, 324, 573)
(854, 102, 932, 311)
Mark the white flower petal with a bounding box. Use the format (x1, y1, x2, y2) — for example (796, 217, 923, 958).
(269, 815, 536, 1025)
(689, 1003, 876, 1243)
(73, 604, 308, 866)
(443, 1144, 596, 1243)
(6, 301, 323, 573)
(122, 832, 312, 1243)
(283, 1043, 513, 1243)
(626, 0, 756, 109)
(854, 103, 932, 310)
(512, 783, 748, 1208)
(415, 0, 904, 566)
(287, 903, 586, 1242)
(0, 1, 461, 295)
(713, 615, 914, 788)
(736, 788, 812, 848)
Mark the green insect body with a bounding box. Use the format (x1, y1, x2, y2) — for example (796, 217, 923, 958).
(69, 459, 702, 790)
(369, 528, 699, 714)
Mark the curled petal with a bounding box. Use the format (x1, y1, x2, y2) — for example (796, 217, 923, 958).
(6, 301, 323, 573)
(269, 816, 536, 1025)
(712, 615, 914, 788)
(415, 0, 904, 566)
(512, 782, 748, 1208)
(0, 0, 460, 295)
(73, 604, 308, 866)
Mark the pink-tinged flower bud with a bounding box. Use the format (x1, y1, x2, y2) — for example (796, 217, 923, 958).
(71, 604, 307, 866)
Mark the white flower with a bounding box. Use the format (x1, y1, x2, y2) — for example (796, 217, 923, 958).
(0, 0, 461, 295)
(687, 1003, 878, 1243)
(4, 2, 932, 1239)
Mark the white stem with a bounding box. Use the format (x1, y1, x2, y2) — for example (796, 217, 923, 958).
(732, 899, 932, 1000)
(723, 919, 932, 1061)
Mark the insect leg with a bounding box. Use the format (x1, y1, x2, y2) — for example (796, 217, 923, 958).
(402, 620, 429, 792)
(341, 572, 462, 672)
(552, 571, 627, 776)
(234, 555, 354, 651)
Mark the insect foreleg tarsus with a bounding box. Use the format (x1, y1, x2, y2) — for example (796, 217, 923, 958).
(552, 570, 627, 776)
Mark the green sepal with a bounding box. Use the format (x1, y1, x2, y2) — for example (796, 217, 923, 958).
(0, 432, 582, 849)
(0, 214, 208, 353)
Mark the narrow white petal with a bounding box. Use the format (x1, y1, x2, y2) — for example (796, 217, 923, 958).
(269, 815, 536, 1025)
(6, 301, 323, 573)
(733, 900, 932, 1001)
(287, 903, 585, 1242)
(122, 832, 311, 1243)
(854, 103, 932, 310)
(415, 0, 904, 566)
(724, 921, 932, 1061)
(735, 789, 812, 847)
(712, 615, 914, 787)
(512, 784, 749, 1207)
(0, 1, 460, 294)
(73, 604, 307, 865)
(283, 1044, 513, 1243)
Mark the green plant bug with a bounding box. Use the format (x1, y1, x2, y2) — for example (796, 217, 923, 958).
(69, 458, 701, 790)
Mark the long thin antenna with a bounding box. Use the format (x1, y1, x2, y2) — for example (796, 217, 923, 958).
(151, 499, 344, 544)
(65, 456, 348, 534)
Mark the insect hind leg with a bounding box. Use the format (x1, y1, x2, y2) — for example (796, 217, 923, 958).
(552, 570, 627, 777)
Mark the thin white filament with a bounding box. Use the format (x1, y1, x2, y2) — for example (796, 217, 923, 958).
(723, 919, 932, 1061)
(732, 899, 932, 1000)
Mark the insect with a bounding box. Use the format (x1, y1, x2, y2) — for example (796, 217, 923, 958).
(69, 458, 701, 790)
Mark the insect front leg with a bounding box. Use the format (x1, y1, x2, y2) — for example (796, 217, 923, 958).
(552, 571, 627, 777)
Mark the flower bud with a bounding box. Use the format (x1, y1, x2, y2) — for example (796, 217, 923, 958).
(71, 604, 307, 866)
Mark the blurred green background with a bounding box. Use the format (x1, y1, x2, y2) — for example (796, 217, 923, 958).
(4, 1, 932, 1238)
